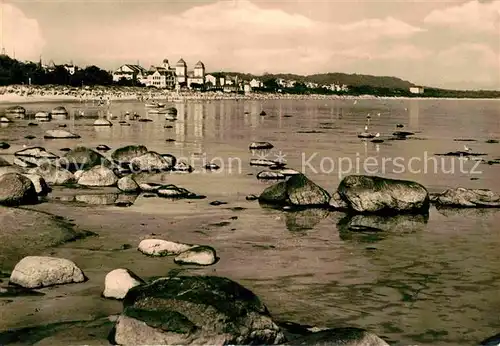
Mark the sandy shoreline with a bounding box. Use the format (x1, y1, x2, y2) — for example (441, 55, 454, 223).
(0, 92, 498, 105)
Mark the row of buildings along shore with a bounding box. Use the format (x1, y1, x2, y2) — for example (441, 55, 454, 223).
(39, 58, 425, 95)
(112, 58, 352, 94)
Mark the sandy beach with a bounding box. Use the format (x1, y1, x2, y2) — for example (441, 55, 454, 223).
(1, 86, 498, 106)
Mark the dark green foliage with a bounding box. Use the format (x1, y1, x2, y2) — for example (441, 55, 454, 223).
(0, 55, 113, 86)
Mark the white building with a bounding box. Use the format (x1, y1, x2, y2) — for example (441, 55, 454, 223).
(205, 74, 217, 88)
(409, 86, 425, 94)
(175, 58, 188, 87)
(187, 61, 205, 87)
(249, 79, 262, 88)
(113, 64, 148, 82)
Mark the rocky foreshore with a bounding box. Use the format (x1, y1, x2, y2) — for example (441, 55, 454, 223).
(1, 133, 500, 345)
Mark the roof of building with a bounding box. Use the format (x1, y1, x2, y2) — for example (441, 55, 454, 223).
(194, 61, 205, 69)
(163, 58, 169, 63)
(176, 58, 186, 66)
(121, 64, 147, 74)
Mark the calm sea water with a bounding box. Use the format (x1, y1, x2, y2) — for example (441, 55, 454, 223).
(1, 98, 500, 345)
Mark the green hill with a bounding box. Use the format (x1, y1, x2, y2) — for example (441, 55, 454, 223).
(209, 71, 415, 89)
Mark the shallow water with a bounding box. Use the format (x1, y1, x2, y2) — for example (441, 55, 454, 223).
(1, 98, 500, 345)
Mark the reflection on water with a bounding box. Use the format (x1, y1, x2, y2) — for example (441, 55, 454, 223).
(409, 99, 419, 130)
(337, 213, 428, 243)
(284, 208, 331, 232)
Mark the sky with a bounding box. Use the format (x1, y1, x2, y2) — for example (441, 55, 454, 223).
(0, 0, 499, 90)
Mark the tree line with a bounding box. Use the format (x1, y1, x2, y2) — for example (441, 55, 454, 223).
(0, 55, 140, 87)
(1, 54, 499, 98)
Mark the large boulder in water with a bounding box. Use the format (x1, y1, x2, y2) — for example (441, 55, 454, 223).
(0, 173, 38, 206)
(130, 151, 175, 172)
(28, 163, 75, 185)
(77, 166, 118, 187)
(111, 145, 149, 166)
(50, 106, 68, 118)
(117, 176, 139, 193)
(112, 275, 285, 345)
(431, 187, 500, 208)
(9, 256, 85, 288)
(61, 146, 113, 172)
(22, 173, 51, 196)
(259, 174, 330, 207)
(285, 327, 389, 346)
(5, 105, 26, 117)
(335, 175, 429, 214)
(14, 147, 59, 167)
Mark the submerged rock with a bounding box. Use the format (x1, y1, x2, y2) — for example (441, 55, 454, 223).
(94, 119, 112, 126)
(61, 146, 113, 172)
(28, 163, 75, 185)
(435, 151, 486, 157)
(174, 246, 218, 266)
(130, 151, 174, 172)
(257, 171, 286, 180)
(14, 147, 59, 167)
(111, 145, 149, 166)
(103, 268, 145, 300)
(0, 173, 38, 206)
(96, 144, 111, 151)
(204, 163, 220, 170)
(44, 129, 80, 139)
(249, 142, 274, 150)
(22, 174, 50, 196)
(431, 187, 500, 208)
(166, 107, 177, 115)
(9, 256, 85, 288)
(250, 158, 282, 167)
(77, 166, 118, 187)
(157, 185, 196, 198)
(279, 169, 301, 176)
(111, 275, 285, 345)
(117, 176, 140, 193)
(336, 175, 430, 214)
(75, 193, 118, 205)
(259, 174, 330, 207)
(50, 106, 68, 117)
(5, 105, 26, 116)
(138, 239, 195, 257)
(173, 161, 193, 173)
